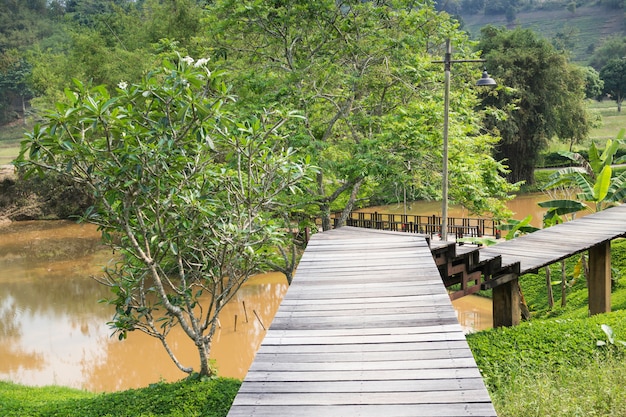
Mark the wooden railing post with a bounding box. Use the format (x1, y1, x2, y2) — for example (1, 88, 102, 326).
(589, 241, 611, 315)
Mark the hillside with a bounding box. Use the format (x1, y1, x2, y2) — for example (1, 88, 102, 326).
(460, 4, 626, 64)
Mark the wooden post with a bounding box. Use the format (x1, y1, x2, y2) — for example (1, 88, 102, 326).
(589, 241, 611, 315)
(492, 275, 521, 327)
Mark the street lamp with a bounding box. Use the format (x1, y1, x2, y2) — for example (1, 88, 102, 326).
(433, 39, 496, 241)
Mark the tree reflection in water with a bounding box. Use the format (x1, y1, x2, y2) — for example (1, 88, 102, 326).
(0, 220, 288, 392)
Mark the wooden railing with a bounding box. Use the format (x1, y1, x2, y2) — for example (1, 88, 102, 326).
(333, 211, 499, 239)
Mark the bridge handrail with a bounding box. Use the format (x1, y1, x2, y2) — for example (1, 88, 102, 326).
(332, 211, 499, 238)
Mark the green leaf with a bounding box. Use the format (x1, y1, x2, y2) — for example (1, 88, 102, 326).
(593, 165, 611, 202)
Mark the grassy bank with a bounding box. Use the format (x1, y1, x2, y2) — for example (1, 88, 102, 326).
(0, 378, 241, 417)
(465, 238, 626, 416)
(468, 312, 626, 416)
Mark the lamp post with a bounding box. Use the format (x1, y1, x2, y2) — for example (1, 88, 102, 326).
(434, 39, 496, 241)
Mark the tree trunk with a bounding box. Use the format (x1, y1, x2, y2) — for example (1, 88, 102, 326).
(21, 95, 27, 126)
(545, 265, 554, 309)
(582, 253, 589, 286)
(197, 340, 213, 377)
(320, 202, 332, 231)
(561, 259, 567, 307)
(336, 177, 364, 228)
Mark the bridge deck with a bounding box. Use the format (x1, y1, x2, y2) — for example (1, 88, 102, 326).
(479, 204, 626, 274)
(227, 227, 496, 417)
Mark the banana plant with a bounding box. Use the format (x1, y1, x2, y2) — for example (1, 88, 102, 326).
(543, 130, 626, 212)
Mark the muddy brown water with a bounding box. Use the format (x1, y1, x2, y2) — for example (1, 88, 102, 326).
(0, 220, 288, 391)
(0, 211, 501, 392)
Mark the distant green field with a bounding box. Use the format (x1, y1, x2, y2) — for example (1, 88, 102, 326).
(0, 123, 27, 165)
(587, 100, 626, 143)
(461, 4, 625, 65)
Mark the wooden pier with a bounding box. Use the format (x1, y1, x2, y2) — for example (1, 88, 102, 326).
(228, 204, 626, 415)
(227, 227, 496, 416)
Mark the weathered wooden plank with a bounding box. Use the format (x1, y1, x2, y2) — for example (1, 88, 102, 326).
(227, 403, 497, 417)
(232, 389, 493, 406)
(259, 329, 467, 345)
(278, 293, 451, 306)
(242, 367, 484, 382)
(253, 347, 475, 363)
(236, 378, 487, 393)
(256, 339, 472, 354)
(256, 323, 463, 338)
(247, 357, 480, 372)
(272, 304, 462, 318)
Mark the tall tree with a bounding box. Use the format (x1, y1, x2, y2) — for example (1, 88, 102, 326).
(600, 58, 626, 112)
(18, 55, 311, 377)
(589, 36, 626, 71)
(204, 0, 515, 229)
(478, 26, 591, 185)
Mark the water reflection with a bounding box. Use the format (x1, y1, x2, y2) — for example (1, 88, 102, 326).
(451, 296, 493, 333)
(0, 221, 288, 392)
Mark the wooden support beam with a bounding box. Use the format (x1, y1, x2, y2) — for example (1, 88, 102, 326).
(589, 241, 611, 315)
(492, 274, 521, 327)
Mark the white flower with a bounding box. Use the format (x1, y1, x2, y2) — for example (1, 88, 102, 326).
(181, 56, 194, 65)
(118, 81, 128, 90)
(193, 58, 210, 68)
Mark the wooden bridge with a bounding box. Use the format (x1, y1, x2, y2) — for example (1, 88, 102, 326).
(228, 204, 626, 416)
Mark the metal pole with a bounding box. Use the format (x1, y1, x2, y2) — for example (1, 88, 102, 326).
(441, 39, 451, 241)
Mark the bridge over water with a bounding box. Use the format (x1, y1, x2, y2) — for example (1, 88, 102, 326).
(228, 204, 626, 416)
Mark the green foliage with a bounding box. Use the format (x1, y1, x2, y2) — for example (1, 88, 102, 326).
(542, 133, 626, 211)
(600, 58, 626, 112)
(581, 65, 604, 99)
(18, 55, 311, 376)
(590, 35, 626, 71)
(479, 26, 592, 185)
(205, 0, 516, 229)
(537, 199, 587, 226)
(0, 378, 241, 417)
(499, 215, 540, 239)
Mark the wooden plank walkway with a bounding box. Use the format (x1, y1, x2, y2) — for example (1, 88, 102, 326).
(228, 227, 496, 417)
(479, 204, 626, 275)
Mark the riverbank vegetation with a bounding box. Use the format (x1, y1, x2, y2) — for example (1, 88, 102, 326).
(466, 240, 626, 416)
(0, 377, 241, 417)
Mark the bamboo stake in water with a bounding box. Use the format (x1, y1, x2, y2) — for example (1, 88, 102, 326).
(242, 301, 249, 323)
(253, 310, 266, 330)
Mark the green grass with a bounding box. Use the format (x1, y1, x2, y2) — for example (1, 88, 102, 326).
(0, 122, 29, 164)
(468, 311, 626, 416)
(586, 100, 626, 143)
(0, 378, 241, 417)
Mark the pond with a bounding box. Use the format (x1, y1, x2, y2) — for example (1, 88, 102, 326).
(0, 220, 287, 392)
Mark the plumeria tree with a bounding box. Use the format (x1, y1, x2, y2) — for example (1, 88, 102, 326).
(18, 54, 311, 377)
